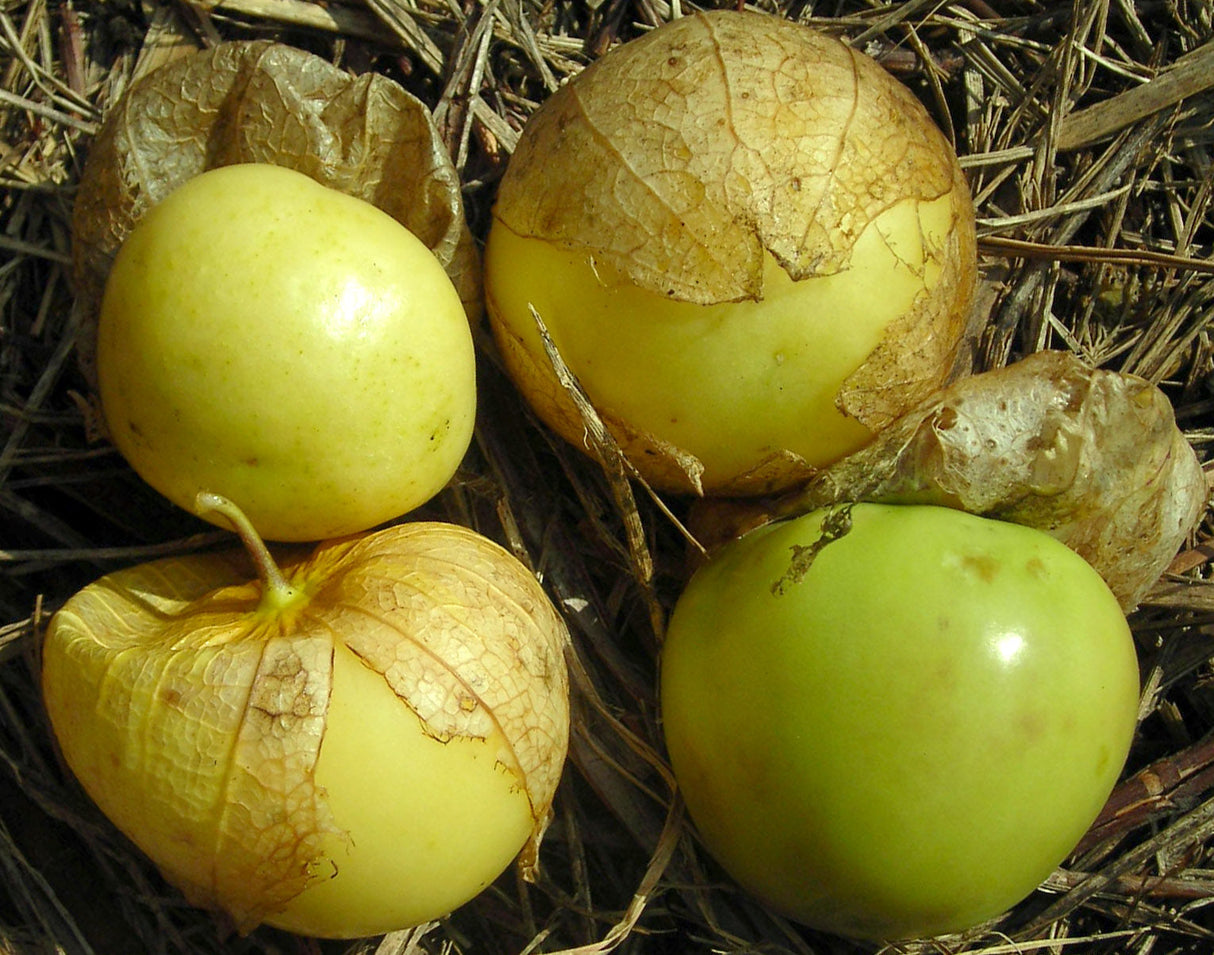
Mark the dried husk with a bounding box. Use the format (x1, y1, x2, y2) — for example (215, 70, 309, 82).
(40, 522, 570, 933)
(694, 351, 1208, 611)
(488, 9, 977, 494)
(494, 9, 971, 305)
(71, 40, 482, 385)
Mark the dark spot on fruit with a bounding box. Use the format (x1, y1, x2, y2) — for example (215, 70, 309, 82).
(1016, 710, 1046, 742)
(961, 553, 999, 583)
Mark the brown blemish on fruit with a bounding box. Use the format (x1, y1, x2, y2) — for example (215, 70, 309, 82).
(961, 553, 1000, 583)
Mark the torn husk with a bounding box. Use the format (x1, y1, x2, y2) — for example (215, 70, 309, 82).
(694, 351, 1208, 611)
(71, 40, 482, 385)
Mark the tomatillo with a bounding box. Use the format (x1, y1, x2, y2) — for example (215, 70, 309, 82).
(96, 163, 477, 542)
(660, 503, 1140, 941)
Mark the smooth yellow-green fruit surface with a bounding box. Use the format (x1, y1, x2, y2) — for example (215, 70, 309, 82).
(97, 163, 476, 541)
(661, 504, 1140, 940)
(486, 193, 962, 487)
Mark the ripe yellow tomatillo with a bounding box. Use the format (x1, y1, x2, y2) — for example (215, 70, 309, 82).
(41, 494, 570, 938)
(485, 11, 977, 495)
(96, 163, 477, 542)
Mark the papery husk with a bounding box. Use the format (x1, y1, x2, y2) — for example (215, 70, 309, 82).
(71, 40, 482, 385)
(493, 9, 971, 306)
(40, 522, 570, 933)
(692, 351, 1208, 611)
(488, 9, 977, 495)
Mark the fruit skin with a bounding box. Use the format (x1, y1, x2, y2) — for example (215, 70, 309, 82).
(259, 641, 539, 938)
(96, 162, 476, 542)
(660, 503, 1140, 941)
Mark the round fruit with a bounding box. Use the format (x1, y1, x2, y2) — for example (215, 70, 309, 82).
(96, 163, 477, 541)
(485, 12, 976, 495)
(41, 499, 570, 938)
(660, 503, 1140, 940)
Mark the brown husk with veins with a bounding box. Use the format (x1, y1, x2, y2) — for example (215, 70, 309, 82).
(691, 351, 1208, 612)
(72, 40, 482, 385)
(489, 10, 977, 495)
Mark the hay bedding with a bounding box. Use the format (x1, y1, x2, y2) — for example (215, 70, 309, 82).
(2, 0, 1214, 952)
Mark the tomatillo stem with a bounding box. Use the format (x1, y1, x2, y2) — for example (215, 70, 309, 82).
(195, 490, 302, 611)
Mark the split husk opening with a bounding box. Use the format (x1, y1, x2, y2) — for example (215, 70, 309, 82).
(70, 37, 483, 385)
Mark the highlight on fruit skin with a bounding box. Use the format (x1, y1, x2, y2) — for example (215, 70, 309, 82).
(484, 9, 978, 496)
(70, 39, 485, 383)
(40, 497, 571, 939)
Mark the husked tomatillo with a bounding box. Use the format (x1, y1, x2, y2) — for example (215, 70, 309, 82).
(42, 497, 571, 938)
(485, 10, 977, 495)
(661, 503, 1139, 940)
(97, 163, 477, 542)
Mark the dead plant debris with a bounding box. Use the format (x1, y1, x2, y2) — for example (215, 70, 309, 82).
(3, 1, 1214, 953)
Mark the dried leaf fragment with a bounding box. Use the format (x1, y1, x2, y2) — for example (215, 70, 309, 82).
(72, 40, 481, 383)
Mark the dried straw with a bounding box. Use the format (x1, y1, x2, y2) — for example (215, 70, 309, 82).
(3, 1, 1214, 953)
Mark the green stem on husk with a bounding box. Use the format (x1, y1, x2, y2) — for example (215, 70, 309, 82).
(195, 491, 304, 612)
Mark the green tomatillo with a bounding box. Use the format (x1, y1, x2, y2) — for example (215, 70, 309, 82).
(660, 503, 1140, 941)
